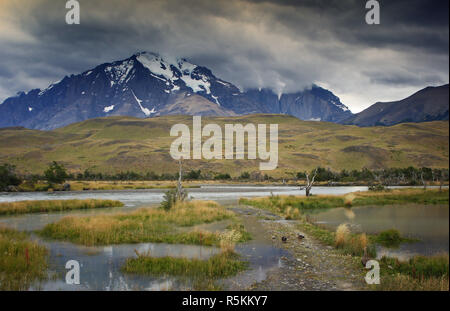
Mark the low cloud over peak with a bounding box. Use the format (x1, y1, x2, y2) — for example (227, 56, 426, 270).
(0, 0, 448, 112)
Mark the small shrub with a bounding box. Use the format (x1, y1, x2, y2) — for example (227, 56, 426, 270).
(214, 173, 231, 180)
(239, 172, 250, 180)
(376, 229, 404, 247)
(368, 184, 386, 191)
(160, 189, 177, 211)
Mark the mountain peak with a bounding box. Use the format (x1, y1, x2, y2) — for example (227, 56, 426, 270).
(0, 52, 353, 130)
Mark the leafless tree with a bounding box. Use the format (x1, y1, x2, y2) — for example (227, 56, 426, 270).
(300, 168, 317, 197)
(176, 158, 188, 202)
(420, 169, 427, 190)
(439, 170, 448, 192)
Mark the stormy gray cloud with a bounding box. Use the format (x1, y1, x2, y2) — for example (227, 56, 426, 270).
(0, 0, 448, 112)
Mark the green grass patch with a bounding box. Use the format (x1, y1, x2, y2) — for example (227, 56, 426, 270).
(375, 254, 449, 291)
(240, 189, 449, 213)
(380, 254, 449, 279)
(0, 227, 49, 290)
(0, 199, 124, 216)
(38, 201, 236, 246)
(122, 250, 247, 278)
(374, 229, 419, 248)
(225, 223, 252, 243)
(352, 189, 449, 206)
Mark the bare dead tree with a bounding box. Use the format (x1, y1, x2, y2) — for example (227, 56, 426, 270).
(176, 158, 187, 202)
(420, 169, 427, 190)
(300, 168, 317, 197)
(439, 170, 448, 192)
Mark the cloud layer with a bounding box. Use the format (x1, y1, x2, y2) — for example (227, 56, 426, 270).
(0, 0, 448, 112)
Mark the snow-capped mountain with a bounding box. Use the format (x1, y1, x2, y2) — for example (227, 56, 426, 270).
(0, 52, 352, 130)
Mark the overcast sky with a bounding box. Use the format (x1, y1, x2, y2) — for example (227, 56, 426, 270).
(0, 0, 448, 112)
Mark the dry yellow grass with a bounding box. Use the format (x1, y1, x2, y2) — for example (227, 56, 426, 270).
(359, 233, 368, 249)
(0, 199, 123, 215)
(378, 274, 449, 291)
(335, 224, 350, 248)
(39, 200, 236, 246)
(344, 193, 356, 207)
(0, 227, 49, 290)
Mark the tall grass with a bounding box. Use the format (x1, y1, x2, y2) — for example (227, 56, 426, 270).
(122, 250, 247, 278)
(38, 201, 239, 246)
(334, 224, 375, 257)
(380, 254, 449, 279)
(377, 254, 449, 291)
(0, 199, 124, 215)
(377, 274, 449, 291)
(335, 224, 350, 248)
(240, 189, 449, 213)
(375, 229, 418, 247)
(0, 227, 48, 290)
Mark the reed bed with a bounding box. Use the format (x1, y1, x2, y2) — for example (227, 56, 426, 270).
(377, 254, 449, 291)
(38, 200, 237, 246)
(0, 227, 48, 290)
(122, 250, 247, 278)
(0, 199, 124, 215)
(239, 188, 448, 213)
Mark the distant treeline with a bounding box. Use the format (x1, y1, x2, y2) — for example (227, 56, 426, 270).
(1, 162, 448, 191)
(295, 167, 449, 185)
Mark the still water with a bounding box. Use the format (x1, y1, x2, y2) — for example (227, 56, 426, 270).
(307, 204, 449, 260)
(0, 185, 448, 290)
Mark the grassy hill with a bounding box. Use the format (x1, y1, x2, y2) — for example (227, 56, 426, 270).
(0, 114, 448, 177)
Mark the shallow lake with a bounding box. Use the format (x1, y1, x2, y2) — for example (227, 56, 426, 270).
(0, 185, 447, 290)
(307, 204, 449, 260)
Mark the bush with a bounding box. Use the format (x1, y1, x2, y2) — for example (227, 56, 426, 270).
(375, 229, 415, 247)
(0, 164, 22, 191)
(44, 161, 68, 185)
(186, 170, 202, 180)
(160, 189, 177, 211)
(214, 173, 231, 180)
(239, 172, 250, 180)
(369, 184, 386, 191)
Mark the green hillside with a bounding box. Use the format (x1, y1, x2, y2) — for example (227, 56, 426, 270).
(0, 115, 448, 177)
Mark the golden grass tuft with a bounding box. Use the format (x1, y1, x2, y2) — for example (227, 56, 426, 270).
(344, 193, 355, 207)
(359, 233, 368, 250)
(0, 199, 123, 215)
(335, 224, 350, 248)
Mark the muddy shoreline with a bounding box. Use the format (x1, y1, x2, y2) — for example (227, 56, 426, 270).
(230, 205, 367, 291)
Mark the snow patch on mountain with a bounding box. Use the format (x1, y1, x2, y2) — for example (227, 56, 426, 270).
(105, 60, 135, 85)
(131, 90, 155, 116)
(38, 80, 61, 96)
(136, 52, 212, 95)
(103, 105, 115, 113)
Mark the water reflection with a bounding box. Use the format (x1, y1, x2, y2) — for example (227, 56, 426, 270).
(308, 204, 449, 259)
(31, 238, 219, 291)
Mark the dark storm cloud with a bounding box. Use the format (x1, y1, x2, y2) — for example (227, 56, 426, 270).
(0, 0, 448, 112)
